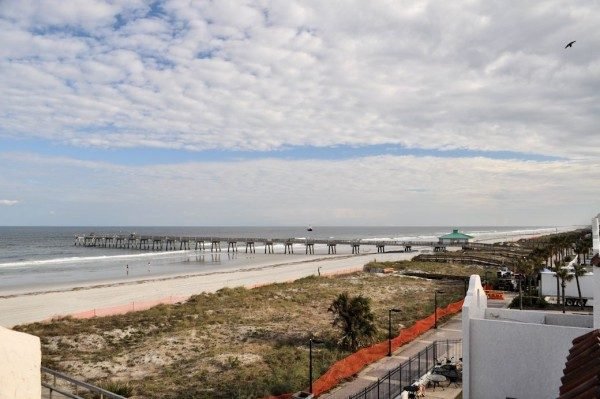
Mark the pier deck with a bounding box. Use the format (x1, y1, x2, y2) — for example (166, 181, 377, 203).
(74, 233, 497, 254)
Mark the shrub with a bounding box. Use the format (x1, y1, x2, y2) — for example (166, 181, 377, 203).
(509, 296, 548, 309)
(97, 380, 134, 397)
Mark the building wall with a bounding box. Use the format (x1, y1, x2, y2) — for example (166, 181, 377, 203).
(0, 326, 41, 399)
(461, 275, 487, 399)
(462, 274, 593, 399)
(592, 214, 600, 255)
(440, 238, 468, 245)
(468, 318, 588, 399)
(484, 308, 592, 328)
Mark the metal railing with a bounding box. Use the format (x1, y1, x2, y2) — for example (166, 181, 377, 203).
(41, 367, 127, 399)
(348, 339, 462, 399)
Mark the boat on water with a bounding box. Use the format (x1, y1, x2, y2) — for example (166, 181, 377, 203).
(307, 225, 313, 232)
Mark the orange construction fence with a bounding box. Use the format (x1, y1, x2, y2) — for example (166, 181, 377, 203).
(485, 290, 505, 300)
(52, 296, 190, 321)
(266, 298, 464, 398)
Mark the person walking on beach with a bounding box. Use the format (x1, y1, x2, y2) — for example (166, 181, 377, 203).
(126, 264, 129, 276)
(147, 261, 150, 272)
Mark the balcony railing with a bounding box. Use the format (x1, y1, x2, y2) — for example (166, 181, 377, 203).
(348, 339, 462, 399)
(41, 366, 127, 399)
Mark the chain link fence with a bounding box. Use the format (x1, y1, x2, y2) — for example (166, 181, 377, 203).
(348, 339, 462, 399)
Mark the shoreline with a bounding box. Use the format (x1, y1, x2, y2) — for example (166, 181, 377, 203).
(0, 252, 364, 299)
(0, 251, 415, 327)
(0, 228, 580, 328)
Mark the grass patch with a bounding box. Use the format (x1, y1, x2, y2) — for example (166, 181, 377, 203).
(364, 260, 485, 277)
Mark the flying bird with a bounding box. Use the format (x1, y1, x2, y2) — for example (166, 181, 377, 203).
(565, 41, 576, 48)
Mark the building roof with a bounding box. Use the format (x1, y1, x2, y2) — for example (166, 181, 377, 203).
(558, 329, 600, 399)
(439, 229, 473, 240)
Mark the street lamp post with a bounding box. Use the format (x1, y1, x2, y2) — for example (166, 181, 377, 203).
(388, 308, 402, 356)
(434, 290, 445, 329)
(309, 338, 324, 394)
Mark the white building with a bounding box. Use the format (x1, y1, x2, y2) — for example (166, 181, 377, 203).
(461, 216, 600, 399)
(0, 326, 41, 399)
(593, 213, 600, 256)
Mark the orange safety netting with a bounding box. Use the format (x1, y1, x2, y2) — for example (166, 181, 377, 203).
(265, 298, 464, 398)
(485, 290, 505, 300)
(58, 296, 189, 320)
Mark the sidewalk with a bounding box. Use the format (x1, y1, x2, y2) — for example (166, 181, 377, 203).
(320, 314, 462, 399)
(321, 297, 510, 399)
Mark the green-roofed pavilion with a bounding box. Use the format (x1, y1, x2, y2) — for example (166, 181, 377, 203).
(438, 229, 473, 245)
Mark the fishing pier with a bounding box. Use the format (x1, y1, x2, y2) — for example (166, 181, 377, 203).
(74, 233, 493, 254)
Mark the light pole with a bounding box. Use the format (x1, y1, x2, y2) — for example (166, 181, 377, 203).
(309, 338, 324, 394)
(434, 290, 445, 329)
(388, 308, 402, 356)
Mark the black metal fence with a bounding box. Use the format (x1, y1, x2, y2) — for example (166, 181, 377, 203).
(348, 339, 462, 399)
(41, 366, 127, 399)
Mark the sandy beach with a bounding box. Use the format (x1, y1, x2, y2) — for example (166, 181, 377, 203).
(0, 250, 415, 327)
(0, 227, 577, 328)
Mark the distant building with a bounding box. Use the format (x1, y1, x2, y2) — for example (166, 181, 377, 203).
(438, 229, 473, 245)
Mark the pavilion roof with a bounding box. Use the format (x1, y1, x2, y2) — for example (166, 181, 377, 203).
(439, 229, 473, 239)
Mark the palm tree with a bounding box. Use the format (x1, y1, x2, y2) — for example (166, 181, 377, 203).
(574, 240, 585, 264)
(328, 292, 377, 351)
(515, 258, 534, 310)
(553, 259, 562, 306)
(555, 268, 574, 314)
(582, 240, 592, 263)
(572, 264, 587, 309)
(550, 236, 562, 263)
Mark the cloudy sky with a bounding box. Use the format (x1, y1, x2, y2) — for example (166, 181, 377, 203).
(0, 0, 598, 226)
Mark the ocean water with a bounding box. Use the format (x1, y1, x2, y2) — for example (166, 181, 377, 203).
(0, 226, 557, 294)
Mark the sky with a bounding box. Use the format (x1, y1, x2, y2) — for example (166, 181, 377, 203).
(0, 0, 598, 226)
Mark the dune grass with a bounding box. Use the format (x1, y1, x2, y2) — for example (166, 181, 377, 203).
(17, 267, 466, 398)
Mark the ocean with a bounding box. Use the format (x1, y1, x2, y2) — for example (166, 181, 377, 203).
(0, 225, 558, 294)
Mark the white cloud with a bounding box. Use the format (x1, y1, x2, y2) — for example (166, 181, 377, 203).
(0, 1, 598, 158)
(0, 152, 598, 226)
(0, 199, 19, 206)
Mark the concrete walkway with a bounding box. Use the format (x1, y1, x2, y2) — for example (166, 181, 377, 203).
(321, 297, 510, 399)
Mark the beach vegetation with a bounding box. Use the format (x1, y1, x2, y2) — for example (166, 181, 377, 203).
(509, 295, 548, 309)
(363, 260, 485, 276)
(97, 380, 133, 397)
(17, 268, 464, 398)
(328, 292, 377, 350)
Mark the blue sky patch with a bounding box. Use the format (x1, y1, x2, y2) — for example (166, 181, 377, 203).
(0, 137, 563, 166)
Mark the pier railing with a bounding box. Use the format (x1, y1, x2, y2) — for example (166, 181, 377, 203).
(41, 366, 126, 399)
(74, 232, 499, 253)
(347, 339, 462, 399)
